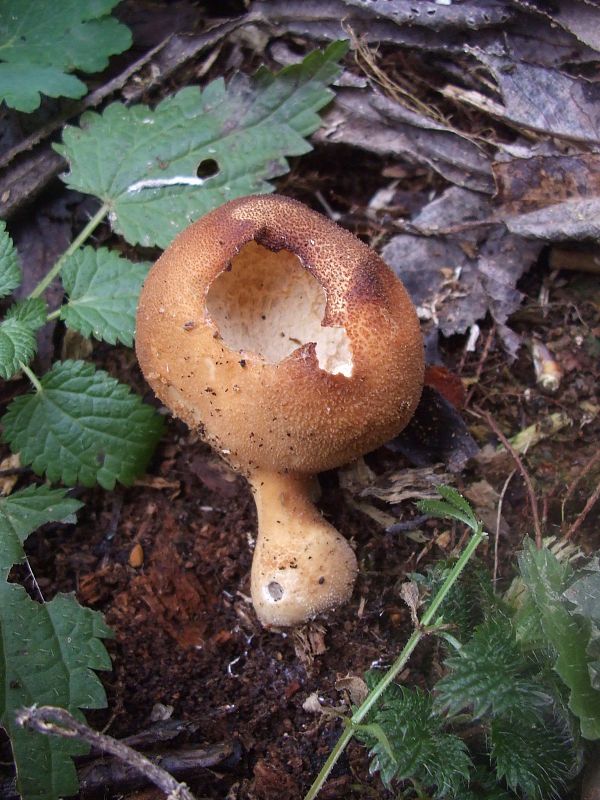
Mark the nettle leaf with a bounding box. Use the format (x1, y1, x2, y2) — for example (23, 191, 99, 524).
(60, 247, 151, 346)
(2, 360, 164, 489)
(7, 297, 47, 328)
(490, 710, 575, 799)
(435, 615, 545, 719)
(0, 484, 82, 578)
(358, 680, 471, 797)
(0, 220, 21, 297)
(0, 0, 132, 112)
(0, 298, 47, 380)
(0, 584, 111, 800)
(519, 539, 600, 740)
(55, 40, 348, 248)
(0, 64, 84, 114)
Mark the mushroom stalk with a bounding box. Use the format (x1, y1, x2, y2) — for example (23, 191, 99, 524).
(250, 471, 357, 627)
(136, 194, 424, 627)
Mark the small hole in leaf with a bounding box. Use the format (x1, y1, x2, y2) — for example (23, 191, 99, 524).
(197, 158, 219, 179)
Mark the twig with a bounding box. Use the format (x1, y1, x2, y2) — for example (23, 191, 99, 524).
(16, 706, 197, 800)
(0, 466, 32, 478)
(494, 470, 515, 586)
(562, 450, 600, 518)
(479, 410, 542, 547)
(564, 481, 600, 541)
(463, 324, 496, 403)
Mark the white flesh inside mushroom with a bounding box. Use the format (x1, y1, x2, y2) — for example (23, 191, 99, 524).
(206, 241, 353, 376)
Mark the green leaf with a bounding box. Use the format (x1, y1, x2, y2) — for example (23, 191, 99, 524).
(357, 681, 471, 797)
(435, 615, 546, 719)
(564, 561, 600, 624)
(460, 764, 514, 800)
(436, 485, 477, 524)
(0, 484, 82, 578)
(518, 539, 600, 740)
(2, 359, 164, 489)
(412, 559, 492, 640)
(0, 298, 47, 379)
(0, 63, 86, 113)
(60, 247, 151, 346)
(7, 297, 47, 328)
(491, 710, 575, 799)
(0, 0, 132, 112)
(0, 220, 21, 297)
(0, 585, 111, 800)
(416, 498, 477, 530)
(55, 40, 348, 248)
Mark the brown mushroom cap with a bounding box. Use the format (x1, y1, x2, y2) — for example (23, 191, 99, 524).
(135, 194, 424, 475)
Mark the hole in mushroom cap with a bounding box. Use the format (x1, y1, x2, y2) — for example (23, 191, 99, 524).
(206, 241, 353, 376)
(267, 580, 284, 601)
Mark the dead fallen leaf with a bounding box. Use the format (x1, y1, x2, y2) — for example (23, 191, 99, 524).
(383, 187, 541, 356)
(400, 580, 420, 627)
(359, 465, 450, 506)
(335, 674, 369, 706)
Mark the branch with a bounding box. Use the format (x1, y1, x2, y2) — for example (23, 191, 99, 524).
(479, 409, 542, 547)
(16, 706, 197, 800)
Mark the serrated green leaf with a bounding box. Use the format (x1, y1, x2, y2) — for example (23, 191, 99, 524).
(0, 484, 82, 578)
(0, 220, 21, 297)
(355, 722, 396, 765)
(436, 485, 477, 523)
(6, 297, 47, 327)
(435, 615, 547, 719)
(518, 539, 600, 740)
(357, 682, 471, 797)
(588, 628, 600, 691)
(417, 498, 477, 530)
(0, 0, 132, 112)
(2, 359, 164, 489)
(415, 559, 492, 640)
(0, 298, 47, 379)
(564, 565, 600, 691)
(0, 63, 86, 113)
(461, 764, 514, 800)
(60, 247, 150, 346)
(0, 584, 111, 800)
(55, 40, 348, 248)
(564, 564, 600, 624)
(491, 710, 575, 799)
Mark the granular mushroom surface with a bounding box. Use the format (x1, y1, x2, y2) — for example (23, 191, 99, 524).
(136, 194, 424, 625)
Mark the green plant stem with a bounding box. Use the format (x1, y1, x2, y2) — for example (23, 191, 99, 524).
(303, 524, 485, 800)
(20, 362, 43, 392)
(29, 202, 109, 299)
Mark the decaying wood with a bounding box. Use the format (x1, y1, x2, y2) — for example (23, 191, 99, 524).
(9, 705, 235, 800)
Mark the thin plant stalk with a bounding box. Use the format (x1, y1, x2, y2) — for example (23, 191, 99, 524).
(304, 523, 485, 800)
(20, 362, 43, 392)
(29, 202, 109, 300)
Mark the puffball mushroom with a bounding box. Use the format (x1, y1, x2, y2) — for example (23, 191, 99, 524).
(135, 194, 424, 627)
